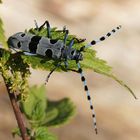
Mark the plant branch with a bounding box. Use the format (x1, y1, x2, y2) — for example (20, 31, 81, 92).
(4, 79, 29, 140)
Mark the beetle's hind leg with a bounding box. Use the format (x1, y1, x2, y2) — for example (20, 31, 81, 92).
(38, 20, 51, 38)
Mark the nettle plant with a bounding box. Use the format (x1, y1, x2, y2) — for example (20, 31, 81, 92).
(0, 4, 136, 140)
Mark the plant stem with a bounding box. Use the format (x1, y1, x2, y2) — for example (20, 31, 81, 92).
(4, 81, 29, 140)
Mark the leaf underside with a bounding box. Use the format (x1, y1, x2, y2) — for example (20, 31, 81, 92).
(20, 86, 76, 128)
(20, 85, 47, 122)
(45, 98, 76, 127)
(34, 127, 57, 140)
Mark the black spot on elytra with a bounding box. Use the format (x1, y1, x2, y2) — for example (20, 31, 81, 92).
(31, 36, 42, 42)
(45, 49, 53, 58)
(50, 39, 58, 44)
(17, 42, 21, 48)
(29, 36, 41, 53)
(21, 33, 25, 37)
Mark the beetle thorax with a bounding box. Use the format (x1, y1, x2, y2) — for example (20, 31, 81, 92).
(61, 46, 83, 61)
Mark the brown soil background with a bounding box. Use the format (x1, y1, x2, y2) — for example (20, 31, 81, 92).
(0, 0, 140, 140)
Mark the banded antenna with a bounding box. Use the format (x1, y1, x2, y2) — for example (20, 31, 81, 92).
(80, 25, 122, 51)
(77, 62, 98, 134)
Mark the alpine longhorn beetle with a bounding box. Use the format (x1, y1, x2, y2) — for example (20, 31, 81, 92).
(8, 20, 122, 134)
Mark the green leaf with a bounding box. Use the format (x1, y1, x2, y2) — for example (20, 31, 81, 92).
(0, 18, 8, 48)
(4, 25, 135, 98)
(107, 74, 137, 99)
(0, 0, 2, 3)
(34, 127, 57, 140)
(12, 127, 31, 138)
(20, 85, 47, 125)
(45, 98, 76, 127)
(43, 108, 58, 124)
(23, 26, 136, 98)
(0, 48, 11, 64)
(80, 49, 137, 99)
(12, 127, 21, 137)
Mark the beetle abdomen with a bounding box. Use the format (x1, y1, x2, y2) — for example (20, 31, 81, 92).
(8, 32, 64, 60)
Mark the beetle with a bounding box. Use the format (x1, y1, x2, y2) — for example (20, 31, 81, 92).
(7, 20, 121, 134)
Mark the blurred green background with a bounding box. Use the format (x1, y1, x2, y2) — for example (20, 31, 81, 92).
(0, 0, 140, 140)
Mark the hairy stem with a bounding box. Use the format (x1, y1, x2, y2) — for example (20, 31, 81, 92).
(4, 80, 29, 140)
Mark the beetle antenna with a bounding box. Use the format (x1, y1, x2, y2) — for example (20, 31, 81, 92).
(77, 62, 98, 134)
(34, 20, 39, 29)
(80, 25, 121, 51)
